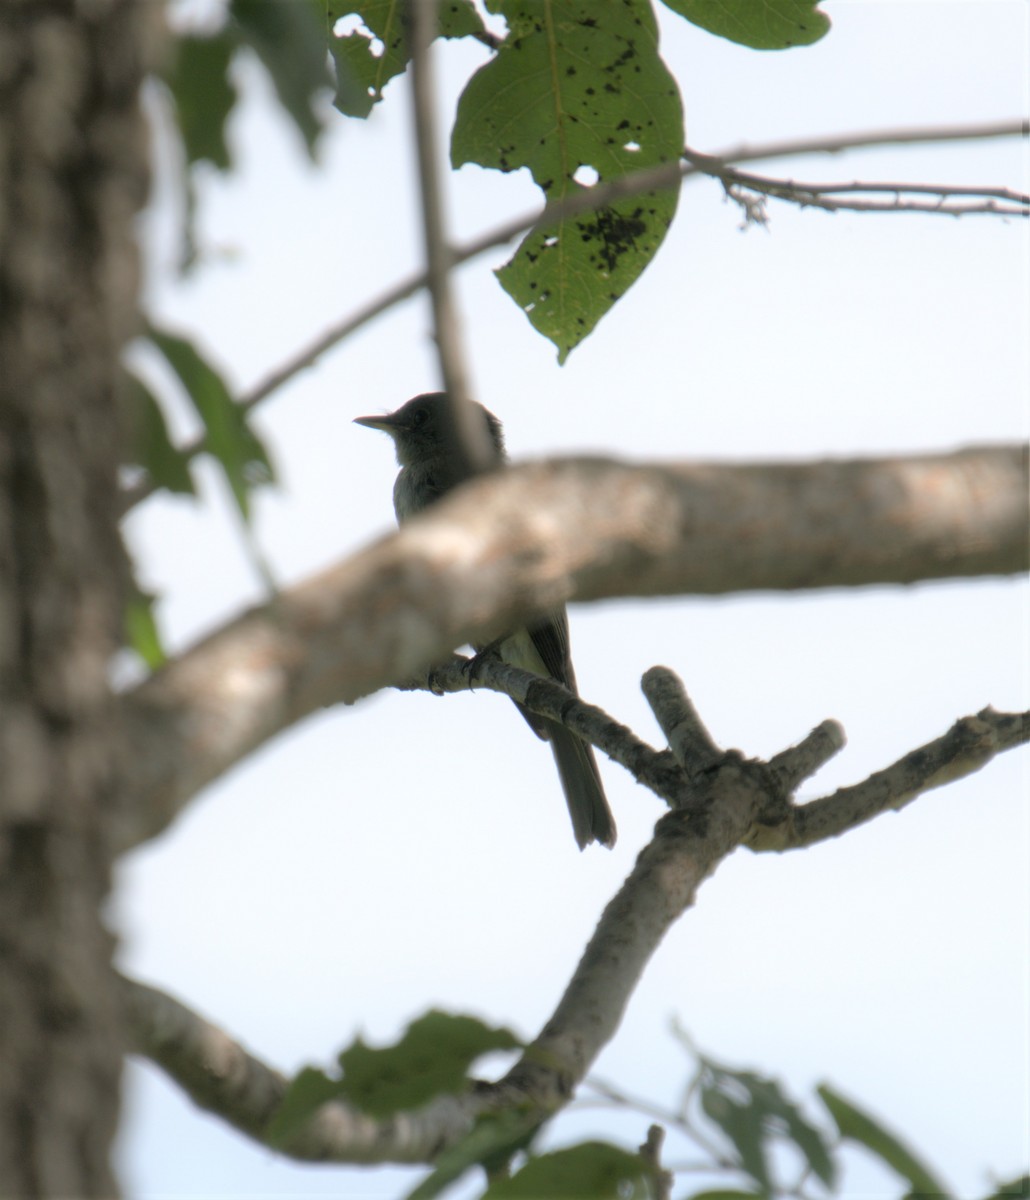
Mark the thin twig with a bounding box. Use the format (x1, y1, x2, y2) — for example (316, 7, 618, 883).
(683, 119, 1028, 167)
(743, 179, 1028, 202)
(712, 161, 1029, 217)
(407, 0, 493, 472)
(581, 1076, 734, 1169)
(741, 195, 1027, 218)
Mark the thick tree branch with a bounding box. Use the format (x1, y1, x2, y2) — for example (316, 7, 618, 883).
(120, 118, 1027, 512)
(122, 678, 1027, 1168)
(118, 444, 1028, 852)
(120, 976, 489, 1164)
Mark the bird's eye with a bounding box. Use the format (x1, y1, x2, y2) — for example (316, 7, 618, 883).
(412, 408, 429, 427)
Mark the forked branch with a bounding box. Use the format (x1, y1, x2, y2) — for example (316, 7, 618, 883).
(124, 668, 1028, 1166)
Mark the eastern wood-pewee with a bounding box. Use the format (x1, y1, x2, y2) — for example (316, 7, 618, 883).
(354, 392, 617, 849)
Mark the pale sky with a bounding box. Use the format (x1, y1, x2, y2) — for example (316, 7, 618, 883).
(116, 3, 1028, 1196)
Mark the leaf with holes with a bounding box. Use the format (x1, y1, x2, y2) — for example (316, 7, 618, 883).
(660, 0, 830, 50)
(328, 0, 485, 118)
(452, 0, 684, 362)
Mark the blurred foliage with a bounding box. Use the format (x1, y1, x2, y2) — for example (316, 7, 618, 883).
(266, 1016, 1019, 1200)
(123, 369, 197, 498)
(144, 324, 276, 522)
(269, 1010, 521, 1143)
(121, 324, 276, 666)
(818, 1082, 950, 1196)
(327, 0, 487, 117)
(480, 1141, 652, 1198)
(124, 583, 168, 670)
(698, 1049, 836, 1191)
(162, 0, 330, 268)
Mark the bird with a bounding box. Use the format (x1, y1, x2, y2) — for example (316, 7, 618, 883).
(354, 392, 616, 850)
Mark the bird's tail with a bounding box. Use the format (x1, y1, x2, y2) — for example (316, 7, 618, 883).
(547, 722, 617, 850)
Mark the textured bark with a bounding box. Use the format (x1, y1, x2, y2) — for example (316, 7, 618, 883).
(0, 1, 150, 1194)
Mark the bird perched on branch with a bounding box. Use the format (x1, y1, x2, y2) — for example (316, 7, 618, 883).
(354, 392, 616, 850)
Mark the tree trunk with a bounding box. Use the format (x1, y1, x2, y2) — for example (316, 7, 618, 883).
(0, 1, 151, 1193)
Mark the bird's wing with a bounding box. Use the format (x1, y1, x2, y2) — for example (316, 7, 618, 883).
(526, 609, 576, 691)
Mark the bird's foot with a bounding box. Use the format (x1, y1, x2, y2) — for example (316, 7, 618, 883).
(425, 666, 447, 696)
(461, 640, 502, 690)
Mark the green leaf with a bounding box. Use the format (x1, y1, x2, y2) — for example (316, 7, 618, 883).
(700, 1056, 836, 1190)
(483, 1142, 649, 1198)
(166, 32, 237, 170)
(271, 1010, 521, 1140)
(337, 1010, 520, 1118)
(818, 1083, 952, 1197)
(266, 1066, 342, 1145)
(452, 0, 684, 362)
(124, 586, 167, 669)
(123, 371, 196, 496)
(326, 0, 407, 117)
(688, 1192, 764, 1200)
(980, 1174, 1030, 1200)
(405, 1109, 540, 1200)
(659, 0, 830, 50)
(327, 1, 485, 118)
(230, 0, 330, 155)
(437, 0, 488, 38)
(145, 326, 274, 521)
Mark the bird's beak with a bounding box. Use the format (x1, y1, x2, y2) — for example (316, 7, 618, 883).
(353, 413, 401, 436)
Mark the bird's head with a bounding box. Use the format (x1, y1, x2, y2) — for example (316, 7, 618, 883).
(354, 392, 504, 467)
